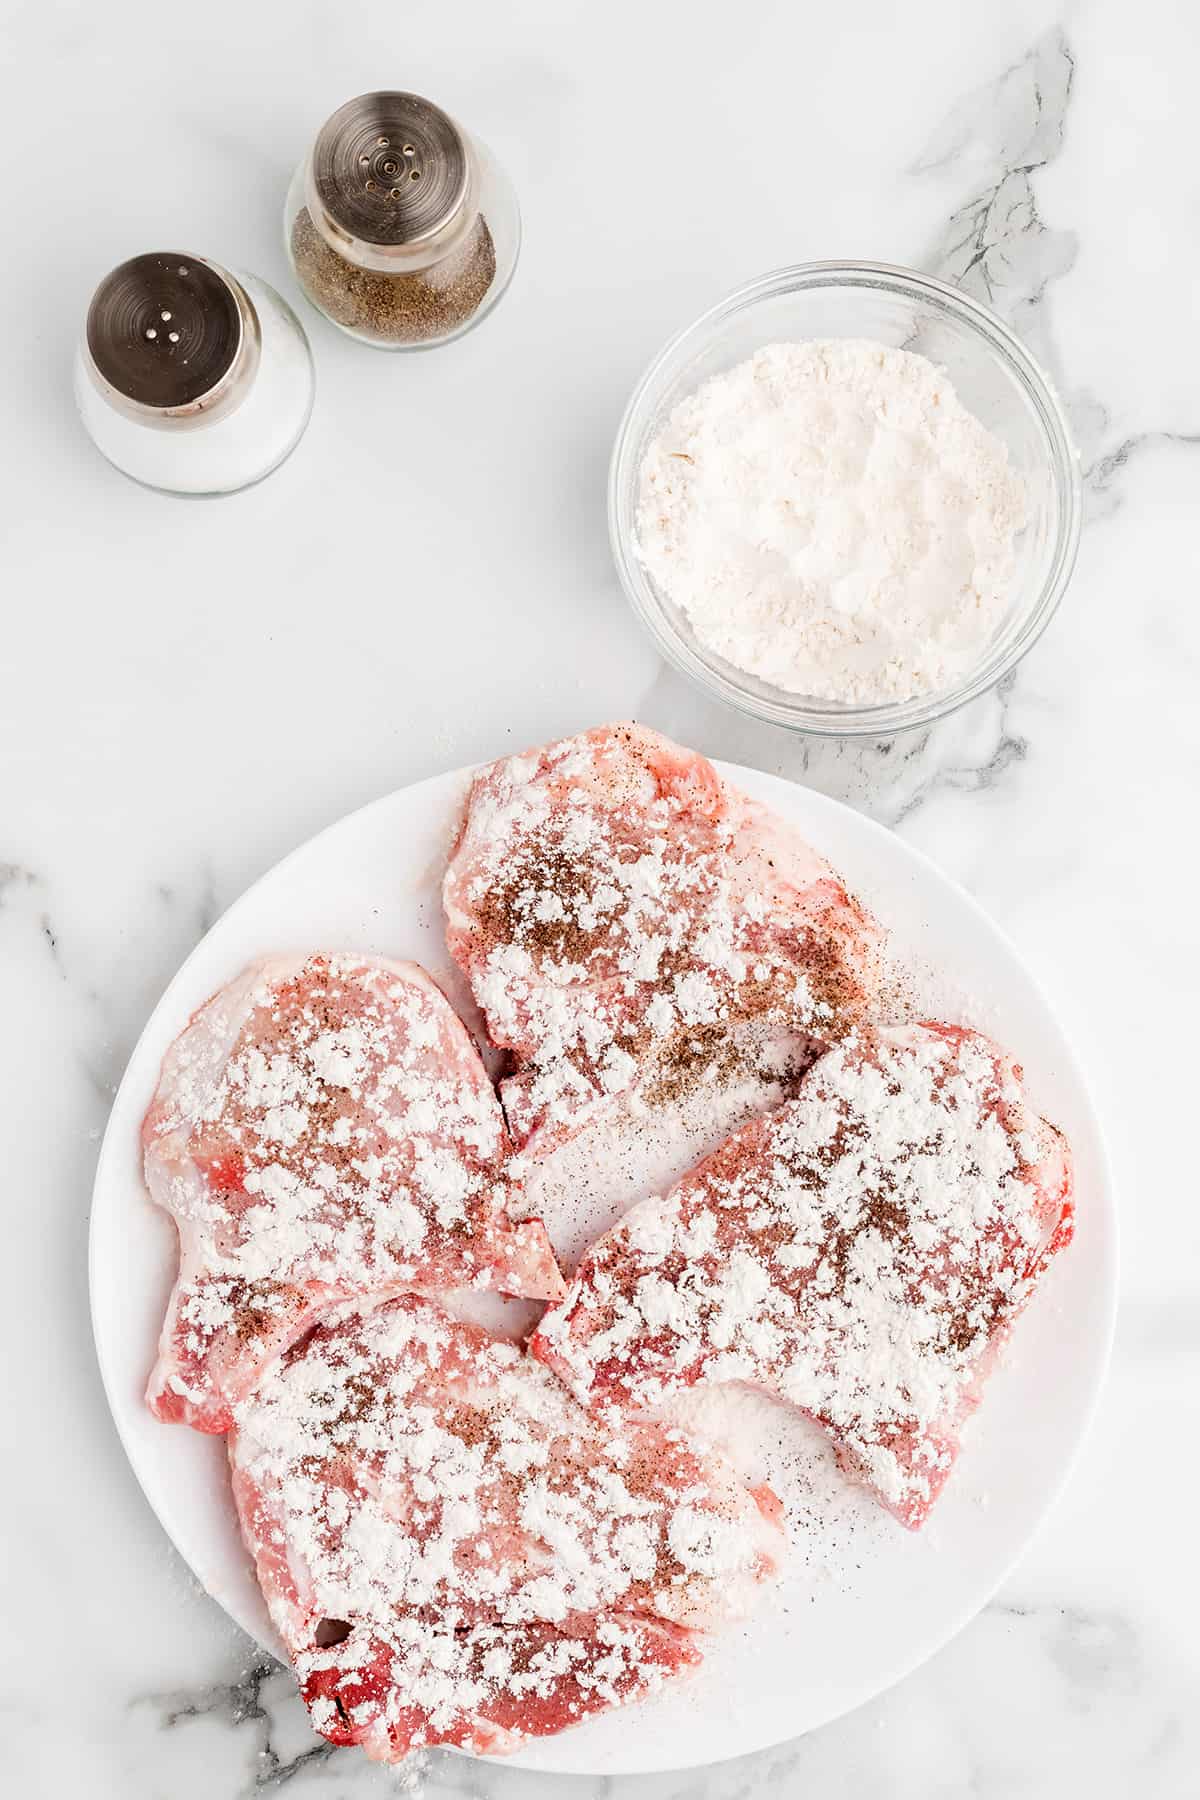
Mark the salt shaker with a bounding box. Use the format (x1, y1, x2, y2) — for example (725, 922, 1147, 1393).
(74, 254, 314, 496)
(285, 91, 520, 350)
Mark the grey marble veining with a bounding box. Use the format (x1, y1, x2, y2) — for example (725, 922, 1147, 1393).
(0, 1, 1194, 1795)
(121, 1584, 1199, 1800)
(917, 30, 1084, 397)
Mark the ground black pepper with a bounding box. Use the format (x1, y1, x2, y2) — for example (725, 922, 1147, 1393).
(290, 207, 497, 345)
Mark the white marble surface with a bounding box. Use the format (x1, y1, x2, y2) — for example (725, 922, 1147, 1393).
(0, 1, 1196, 1794)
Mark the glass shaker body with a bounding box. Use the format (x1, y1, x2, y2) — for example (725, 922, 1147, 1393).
(284, 92, 520, 351)
(75, 255, 314, 497)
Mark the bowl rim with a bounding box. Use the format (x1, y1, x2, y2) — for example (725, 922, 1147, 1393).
(608, 258, 1083, 738)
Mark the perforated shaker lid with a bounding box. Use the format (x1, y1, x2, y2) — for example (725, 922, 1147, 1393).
(307, 92, 477, 271)
(84, 254, 260, 424)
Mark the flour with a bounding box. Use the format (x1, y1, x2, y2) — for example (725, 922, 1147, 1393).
(636, 340, 1027, 705)
(532, 1022, 1073, 1528)
(143, 952, 562, 1432)
(230, 1293, 782, 1758)
(443, 725, 882, 1156)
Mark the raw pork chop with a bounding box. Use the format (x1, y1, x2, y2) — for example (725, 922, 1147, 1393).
(443, 723, 881, 1155)
(230, 1293, 783, 1760)
(533, 1023, 1073, 1528)
(145, 953, 562, 1434)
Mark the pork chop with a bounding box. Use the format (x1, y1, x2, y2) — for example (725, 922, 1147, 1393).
(443, 723, 881, 1155)
(230, 1294, 783, 1760)
(532, 1022, 1073, 1528)
(144, 953, 563, 1434)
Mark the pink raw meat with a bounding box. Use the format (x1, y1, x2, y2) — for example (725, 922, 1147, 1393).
(230, 1293, 783, 1760)
(443, 723, 882, 1156)
(144, 953, 563, 1434)
(533, 1022, 1073, 1528)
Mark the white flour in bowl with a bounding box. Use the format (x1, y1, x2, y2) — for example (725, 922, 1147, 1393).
(635, 339, 1026, 706)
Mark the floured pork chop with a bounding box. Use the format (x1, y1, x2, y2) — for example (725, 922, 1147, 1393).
(444, 723, 881, 1155)
(533, 1023, 1073, 1528)
(230, 1294, 783, 1760)
(145, 954, 563, 1434)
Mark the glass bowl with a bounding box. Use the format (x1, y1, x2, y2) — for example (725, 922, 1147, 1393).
(609, 261, 1081, 736)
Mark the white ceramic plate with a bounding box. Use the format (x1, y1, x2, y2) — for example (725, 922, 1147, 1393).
(89, 761, 1117, 1776)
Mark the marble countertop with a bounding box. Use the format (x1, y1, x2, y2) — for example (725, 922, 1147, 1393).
(2, 1, 1195, 1794)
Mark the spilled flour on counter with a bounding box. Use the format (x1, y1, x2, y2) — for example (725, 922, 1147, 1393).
(636, 339, 1026, 705)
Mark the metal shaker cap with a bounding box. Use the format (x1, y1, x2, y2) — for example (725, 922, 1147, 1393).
(84, 254, 260, 427)
(308, 92, 477, 272)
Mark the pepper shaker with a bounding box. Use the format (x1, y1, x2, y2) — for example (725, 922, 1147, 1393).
(285, 91, 520, 350)
(75, 254, 314, 496)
